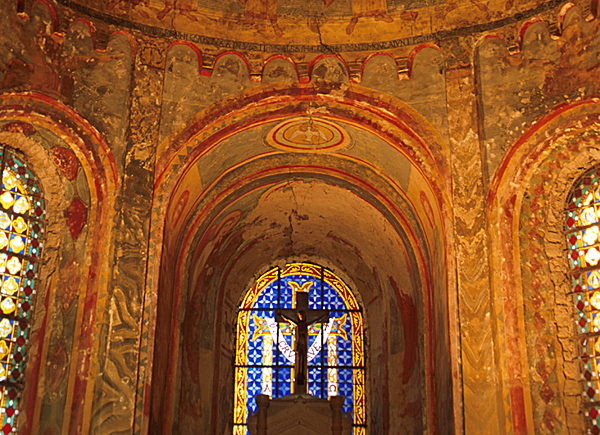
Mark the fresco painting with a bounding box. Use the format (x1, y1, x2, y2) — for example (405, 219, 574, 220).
(6, 0, 599, 432)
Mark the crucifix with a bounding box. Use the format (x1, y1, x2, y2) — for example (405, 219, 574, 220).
(275, 290, 329, 395)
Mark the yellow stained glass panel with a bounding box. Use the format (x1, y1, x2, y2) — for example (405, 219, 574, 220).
(6, 257, 20, 275)
(9, 236, 24, 254)
(587, 248, 600, 267)
(0, 319, 12, 338)
(0, 212, 10, 230)
(2, 171, 17, 192)
(2, 277, 18, 296)
(0, 233, 9, 251)
(0, 192, 14, 210)
(0, 298, 15, 315)
(585, 227, 600, 246)
(591, 292, 600, 310)
(12, 217, 26, 234)
(590, 271, 600, 289)
(0, 254, 8, 274)
(0, 341, 9, 360)
(13, 195, 29, 214)
(582, 207, 597, 225)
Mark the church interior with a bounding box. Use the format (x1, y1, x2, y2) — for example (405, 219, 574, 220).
(0, 0, 599, 433)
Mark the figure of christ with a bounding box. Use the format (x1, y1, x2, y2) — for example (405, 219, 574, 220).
(275, 291, 329, 395)
(322, 0, 393, 35)
(239, 0, 283, 37)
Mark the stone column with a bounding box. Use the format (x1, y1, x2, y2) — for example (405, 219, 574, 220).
(94, 32, 167, 434)
(446, 58, 504, 432)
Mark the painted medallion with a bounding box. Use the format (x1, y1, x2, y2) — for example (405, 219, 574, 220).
(266, 117, 350, 153)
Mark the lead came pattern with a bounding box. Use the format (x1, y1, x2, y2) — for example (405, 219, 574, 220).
(567, 168, 600, 434)
(0, 145, 44, 434)
(233, 263, 365, 434)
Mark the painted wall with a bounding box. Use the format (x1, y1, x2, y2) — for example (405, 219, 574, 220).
(2, 0, 600, 433)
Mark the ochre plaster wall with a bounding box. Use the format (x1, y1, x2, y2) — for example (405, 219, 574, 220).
(1, 0, 600, 433)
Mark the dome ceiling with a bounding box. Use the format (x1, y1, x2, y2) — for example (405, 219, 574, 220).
(57, 0, 557, 51)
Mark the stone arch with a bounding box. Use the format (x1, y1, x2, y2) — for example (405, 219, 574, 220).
(487, 98, 600, 434)
(142, 83, 458, 434)
(0, 92, 118, 435)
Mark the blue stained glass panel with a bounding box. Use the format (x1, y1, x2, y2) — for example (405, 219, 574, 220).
(337, 369, 354, 413)
(247, 367, 263, 410)
(276, 367, 292, 397)
(280, 274, 322, 308)
(247, 337, 263, 366)
(308, 367, 324, 397)
(324, 284, 345, 309)
(278, 279, 294, 309)
(235, 264, 365, 434)
(276, 348, 290, 366)
(256, 309, 274, 319)
(256, 286, 278, 308)
(309, 345, 323, 366)
(338, 349, 353, 366)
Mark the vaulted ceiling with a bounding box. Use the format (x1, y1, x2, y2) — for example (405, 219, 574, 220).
(53, 0, 559, 63)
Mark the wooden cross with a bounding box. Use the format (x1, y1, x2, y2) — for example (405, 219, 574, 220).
(275, 291, 329, 395)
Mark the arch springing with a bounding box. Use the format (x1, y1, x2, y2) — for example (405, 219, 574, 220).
(233, 263, 365, 434)
(0, 144, 45, 433)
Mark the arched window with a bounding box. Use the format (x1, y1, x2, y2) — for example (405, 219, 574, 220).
(566, 167, 600, 434)
(233, 263, 365, 435)
(0, 145, 44, 433)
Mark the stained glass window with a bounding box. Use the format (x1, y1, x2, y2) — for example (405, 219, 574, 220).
(565, 167, 600, 434)
(0, 145, 44, 433)
(233, 263, 365, 434)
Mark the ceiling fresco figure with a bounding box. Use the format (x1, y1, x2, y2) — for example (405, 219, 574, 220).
(240, 0, 283, 36)
(324, 0, 393, 35)
(106, 0, 150, 18)
(157, 0, 198, 22)
(289, 120, 328, 144)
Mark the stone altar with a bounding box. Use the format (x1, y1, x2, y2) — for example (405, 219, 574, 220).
(247, 394, 352, 435)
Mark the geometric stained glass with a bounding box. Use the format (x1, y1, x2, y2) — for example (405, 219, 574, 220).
(233, 263, 365, 435)
(566, 166, 600, 435)
(0, 145, 44, 433)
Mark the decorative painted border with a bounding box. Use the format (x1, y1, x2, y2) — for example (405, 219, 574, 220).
(56, 0, 563, 53)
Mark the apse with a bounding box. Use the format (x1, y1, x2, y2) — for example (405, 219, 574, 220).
(148, 88, 454, 434)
